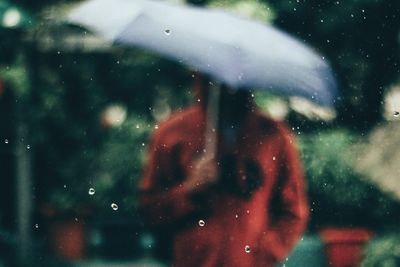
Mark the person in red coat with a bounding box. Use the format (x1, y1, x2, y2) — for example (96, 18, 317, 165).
(138, 75, 309, 267)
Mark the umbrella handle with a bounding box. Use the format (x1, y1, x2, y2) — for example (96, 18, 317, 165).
(204, 83, 220, 159)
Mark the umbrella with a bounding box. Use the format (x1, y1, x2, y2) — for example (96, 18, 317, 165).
(67, 0, 338, 108)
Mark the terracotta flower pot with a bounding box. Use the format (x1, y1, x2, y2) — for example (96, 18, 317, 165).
(49, 219, 86, 261)
(319, 228, 373, 267)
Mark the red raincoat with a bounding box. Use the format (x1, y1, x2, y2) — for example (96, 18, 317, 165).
(139, 103, 309, 267)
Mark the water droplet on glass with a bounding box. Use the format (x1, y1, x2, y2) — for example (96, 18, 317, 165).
(88, 188, 95, 195)
(198, 220, 205, 227)
(26, 145, 30, 150)
(35, 224, 39, 229)
(394, 111, 399, 117)
(154, 125, 159, 129)
(272, 156, 276, 161)
(244, 245, 251, 253)
(164, 29, 171, 35)
(111, 203, 118, 211)
(63, 184, 67, 188)
(4, 139, 8, 144)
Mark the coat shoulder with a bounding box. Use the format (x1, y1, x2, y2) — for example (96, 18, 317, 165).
(254, 111, 291, 137)
(153, 106, 202, 143)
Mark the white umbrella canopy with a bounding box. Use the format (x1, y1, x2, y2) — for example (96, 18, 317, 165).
(68, 0, 338, 108)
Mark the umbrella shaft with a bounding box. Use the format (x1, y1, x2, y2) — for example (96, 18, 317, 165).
(204, 84, 220, 159)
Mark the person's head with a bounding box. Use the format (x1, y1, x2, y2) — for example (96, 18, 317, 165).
(192, 72, 254, 124)
(219, 84, 253, 125)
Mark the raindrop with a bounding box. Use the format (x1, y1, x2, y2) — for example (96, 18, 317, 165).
(88, 188, 95, 195)
(154, 125, 159, 129)
(26, 145, 30, 150)
(4, 139, 8, 144)
(272, 156, 276, 161)
(394, 111, 399, 117)
(136, 124, 140, 129)
(63, 184, 67, 189)
(34, 224, 39, 229)
(164, 29, 171, 35)
(244, 245, 251, 253)
(198, 220, 205, 227)
(111, 203, 118, 211)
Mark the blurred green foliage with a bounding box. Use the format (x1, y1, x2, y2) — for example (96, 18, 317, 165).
(299, 130, 400, 228)
(362, 233, 400, 267)
(32, 50, 192, 216)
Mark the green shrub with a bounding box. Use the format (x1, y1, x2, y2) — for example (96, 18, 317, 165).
(361, 233, 400, 267)
(299, 129, 400, 228)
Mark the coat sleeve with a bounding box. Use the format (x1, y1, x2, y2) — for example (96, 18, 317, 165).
(259, 124, 309, 262)
(138, 131, 196, 227)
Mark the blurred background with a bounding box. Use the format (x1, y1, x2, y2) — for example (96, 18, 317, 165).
(0, 0, 400, 266)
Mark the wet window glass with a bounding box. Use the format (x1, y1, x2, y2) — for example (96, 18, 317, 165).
(0, 0, 399, 267)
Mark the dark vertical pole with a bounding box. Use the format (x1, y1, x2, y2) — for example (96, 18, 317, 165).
(15, 37, 37, 266)
(16, 119, 33, 265)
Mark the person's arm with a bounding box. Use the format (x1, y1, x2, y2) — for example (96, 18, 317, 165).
(138, 132, 217, 227)
(138, 131, 197, 226)
(259, 124, 309, 262)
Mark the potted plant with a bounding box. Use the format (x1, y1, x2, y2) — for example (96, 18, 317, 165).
(298, 129, 398, 267)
